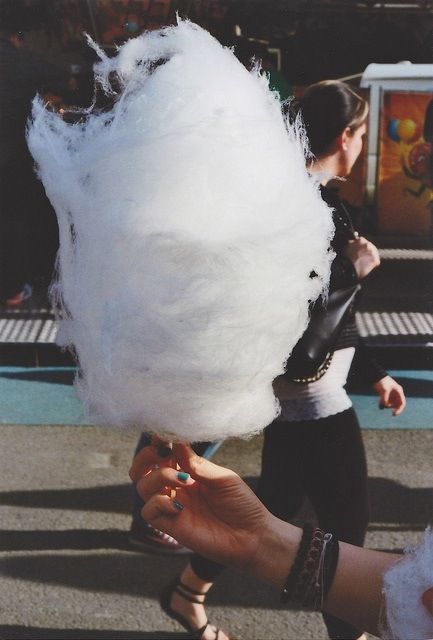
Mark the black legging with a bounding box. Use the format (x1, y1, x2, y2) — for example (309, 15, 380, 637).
(190, 407, 370, 640)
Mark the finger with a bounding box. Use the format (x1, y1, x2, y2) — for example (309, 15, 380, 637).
(151, 436, 174, 459)
(141, 494, 185, 528)
(173, 443, 238, 485)
(129, 444, 173, 483)
(129, 447, 159, 483)
(136, 466, 192, 502)
(392, 391, 406, 416)
(348, 238, 364, 247)
(379, 389, 391, 409)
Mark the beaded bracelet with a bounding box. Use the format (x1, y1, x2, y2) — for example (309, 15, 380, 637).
(281, 524, 340, 611)
(280, 522, 314, 604)
(293, 527, 325, 608)
(310, 532, 335, 610)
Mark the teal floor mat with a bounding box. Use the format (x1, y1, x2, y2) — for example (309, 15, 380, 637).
(351, 369, 433, 429)
(0, 367, 431, 427)
(0, 367, 87, 425)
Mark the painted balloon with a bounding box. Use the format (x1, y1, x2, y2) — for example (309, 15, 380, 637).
(397, 118, 420, 144)
(388, 119, 400, 142)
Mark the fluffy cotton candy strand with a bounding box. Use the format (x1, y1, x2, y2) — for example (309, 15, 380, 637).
(27, 20, 334, 442)
(382, 528, 433, 639)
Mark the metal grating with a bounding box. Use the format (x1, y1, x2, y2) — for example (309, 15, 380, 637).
(1, 310, 432, 346)
(356, 311, 433, 339)
(0, 309, 58, 344)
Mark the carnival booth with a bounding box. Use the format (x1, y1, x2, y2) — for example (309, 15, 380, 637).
(360, 62, 433, 236)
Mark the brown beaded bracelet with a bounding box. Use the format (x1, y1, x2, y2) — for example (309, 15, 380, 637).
(280, 522, 314, 604)
(293, 528, 325, 608)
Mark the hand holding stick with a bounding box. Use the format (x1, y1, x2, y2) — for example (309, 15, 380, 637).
(130, 437, 181, 500)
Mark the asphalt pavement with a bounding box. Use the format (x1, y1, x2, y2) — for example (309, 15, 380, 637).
(0, 425, 432, 640)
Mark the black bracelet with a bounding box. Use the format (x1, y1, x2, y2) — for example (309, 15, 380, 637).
(323, 535, 340, 601)
(281, 526, 340, 610)
(281, 523, 314, 604)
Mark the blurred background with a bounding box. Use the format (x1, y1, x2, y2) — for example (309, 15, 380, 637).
(0, 0, 432, 373)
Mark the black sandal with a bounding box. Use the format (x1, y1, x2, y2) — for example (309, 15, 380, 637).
(160, 576, 223, 639)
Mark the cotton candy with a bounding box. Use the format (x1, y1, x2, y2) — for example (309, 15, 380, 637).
(382, 528, 433, 640)
(27, 20, 334, 441)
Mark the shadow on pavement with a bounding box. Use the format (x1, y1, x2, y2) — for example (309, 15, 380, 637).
(0, 368, 75, 385)
(0, 484, 132, 514)
(0, 626, 189, 639)
(0, 477, 431, 608)
(0, 477, 431, 524)
(368, 477, 433, 525)
(0, 528, 131, 552)
(0, 552, 279, 608)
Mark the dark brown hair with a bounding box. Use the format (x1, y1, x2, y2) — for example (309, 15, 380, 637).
(288, 80, 368, 158)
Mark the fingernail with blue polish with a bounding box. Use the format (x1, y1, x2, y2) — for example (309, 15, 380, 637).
(177, 471, 190, 482)
(173, 500, 184, 511)
(157, 444, 171, 458)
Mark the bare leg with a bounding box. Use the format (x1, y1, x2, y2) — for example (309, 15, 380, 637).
(168, 563, 229, 640)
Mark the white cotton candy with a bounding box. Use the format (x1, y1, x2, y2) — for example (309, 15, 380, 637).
(382, 528, 433, 639)
(27, 20, 334, 441)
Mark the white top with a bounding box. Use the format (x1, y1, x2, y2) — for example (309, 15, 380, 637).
(273, 347, 355, 422)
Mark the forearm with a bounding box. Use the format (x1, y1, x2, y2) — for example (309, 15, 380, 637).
(353, 337, 387, 385)
(250, 518, 400, 636)
(325, 541, 400, 635)
(249, 514, 302, 587)
(329, 255, 358, 291)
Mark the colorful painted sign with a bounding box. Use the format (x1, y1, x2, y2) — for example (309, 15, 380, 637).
(378, 91, 433, 235)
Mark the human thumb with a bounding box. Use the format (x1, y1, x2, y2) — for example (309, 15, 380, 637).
(173, 443, 238, 486)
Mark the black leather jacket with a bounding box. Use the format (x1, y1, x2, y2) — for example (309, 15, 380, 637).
(321, 185, 387, 384)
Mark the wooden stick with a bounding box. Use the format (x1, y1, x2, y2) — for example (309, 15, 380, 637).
(168, 454, 179, 499)
(151, 436, 180, 499)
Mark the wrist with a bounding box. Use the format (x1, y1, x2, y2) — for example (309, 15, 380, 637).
(248, 513, 302, 588)
(373, 375, 390, 391)
(341, 256, 359, 284)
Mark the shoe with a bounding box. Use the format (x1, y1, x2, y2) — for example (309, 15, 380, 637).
(160, 576, 224, 639)
(128, 518, 192, 555)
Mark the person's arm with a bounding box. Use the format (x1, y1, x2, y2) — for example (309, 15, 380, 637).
(246, 508, 395, 634)
(373, 375, 406, 416)
(328, 230, 382, 292)
(326, 540, 393, 632)
(329, 253, 359, 291)
(352, 340, 406, 416)
(131, 443, 404, 636)
(343, 236, 380, 281)
(323, 192, 379, 291)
